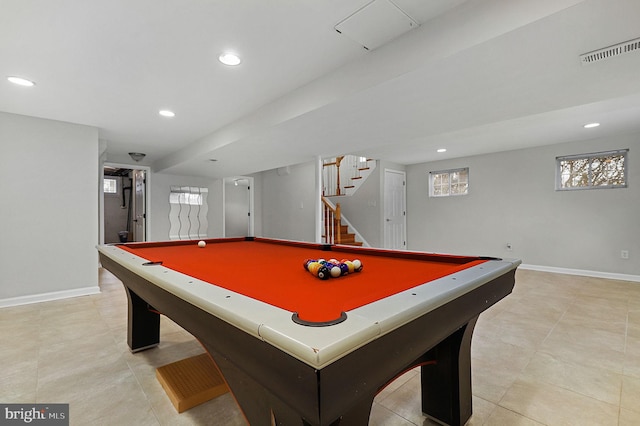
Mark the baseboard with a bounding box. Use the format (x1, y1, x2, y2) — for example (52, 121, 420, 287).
(0, 286, 101, 308)
(520, 263, 640, 283)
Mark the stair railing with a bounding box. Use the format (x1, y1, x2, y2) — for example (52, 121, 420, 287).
(322, 156, 344, 196)
(322, 197, 341, 244)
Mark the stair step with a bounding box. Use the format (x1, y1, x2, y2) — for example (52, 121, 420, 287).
(344, 185, 355, 189)
(358, 167, 370, 171)
(351, 176, 362, 180)
(338, 241, 363, 247)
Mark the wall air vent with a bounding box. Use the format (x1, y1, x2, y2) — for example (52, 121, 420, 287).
(580, 37, 640, 65)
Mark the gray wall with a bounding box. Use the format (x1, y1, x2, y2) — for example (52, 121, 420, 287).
(148, 172, 221, 241)
(260, 162, 316, 242)
(0, 112, 99, 302)
(406, 133, 639, 276)
(147, 171, 265, 242)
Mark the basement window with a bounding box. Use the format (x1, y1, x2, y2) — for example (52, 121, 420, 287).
(556, 149, 628, 190)
(169, 191, 203, 205)
(104, 178, 117, 194)
(429, 168, 469, 197)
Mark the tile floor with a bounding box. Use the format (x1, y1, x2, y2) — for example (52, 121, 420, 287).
(1, 268, 640, 425)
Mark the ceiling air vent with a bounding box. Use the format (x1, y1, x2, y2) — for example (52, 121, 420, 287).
(335, 0, 418, 51)
(580, 37, 640, 65)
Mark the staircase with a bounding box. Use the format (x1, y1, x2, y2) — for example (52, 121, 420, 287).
(321, 197, 363, 246)
(334, 223, 362, 246)
(321, 155, 376, 246)
(323, 155, 376, 197)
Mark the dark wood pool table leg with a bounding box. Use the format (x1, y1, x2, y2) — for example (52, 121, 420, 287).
(205, 348, 277, 426)
(206, 346, 376, 426)
(325, 394, 375, 425)
(421, 317, 478, 426)
(270, 394, 374, 426)
(125, 287, 160, 352)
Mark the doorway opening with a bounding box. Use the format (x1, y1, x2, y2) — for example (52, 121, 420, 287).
(223, 176, 254, 237)
(101, 164, 149, 244)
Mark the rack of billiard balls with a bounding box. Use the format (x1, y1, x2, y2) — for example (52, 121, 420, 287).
(303, 258, 363, 280)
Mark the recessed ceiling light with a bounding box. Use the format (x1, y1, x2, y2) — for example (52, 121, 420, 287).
(437, 148, 447, 153)
(218, 52, 241, 66)
(7, 76, 35, 87)
(583, 122, 600, 128)
(159, 110, 175, 118)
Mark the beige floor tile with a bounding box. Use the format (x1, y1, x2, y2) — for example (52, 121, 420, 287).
(628, 335, 640, 356)
(483, 406, 545, 426)
(623, 350, 640, 379)
(2, 268, 638, 425)
(627, 318, 640, 341)
(474, 309, 554, 350)
(558, 312, 627, 336)
(0, 333, 39, 380)
(499, 378, 619, 426)
(545, 320, 626, 353)
(37, 332, 124, 384)
(465, 396, 497, 426)
(0, 303, 41, 331)
(574, 278, 636, 301)
(57, 371, 159, 426)
(621, 375, 640, 414)
(36, 359, 133, 403)
(375, 368, 418, 403)
(619, 407, 640, 426)
(367, 402, 417, 426)
(513, 270, 580, 296)
(564, 295, 629, 323)
(0, 370, 38, 403)
(540, 326, 626, 373)
(520, 352, 622, 405)
(471, 338, 535, 403)
(375, 374, 426, 425)
(158, 393, 245, 426)
(499, 293, 570, 325)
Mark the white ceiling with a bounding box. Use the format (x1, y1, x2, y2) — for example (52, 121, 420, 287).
(2, 0, 640, 178)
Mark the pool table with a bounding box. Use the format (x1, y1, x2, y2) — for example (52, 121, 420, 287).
(97, 237, 520, 426)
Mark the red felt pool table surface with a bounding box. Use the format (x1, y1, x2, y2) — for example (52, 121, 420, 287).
(119, 237, 487, 323)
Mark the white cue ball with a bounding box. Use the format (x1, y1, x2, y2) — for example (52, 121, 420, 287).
(198, 240, 206, 248)
(330, 266, 342, 278)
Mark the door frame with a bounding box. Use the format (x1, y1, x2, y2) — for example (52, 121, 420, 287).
(383, 168, 407, 250)
(100, 162, 151, 244)
(222, 176, 255, 237)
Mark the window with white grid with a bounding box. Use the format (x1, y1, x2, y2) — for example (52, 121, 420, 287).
(429, 168, 469, 197)
(556, 149, 628, 190)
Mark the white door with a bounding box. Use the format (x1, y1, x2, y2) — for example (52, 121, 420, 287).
(383, 169, 406, 250)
